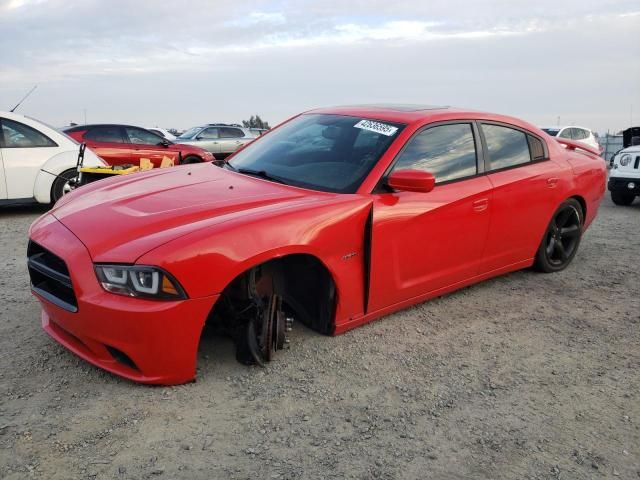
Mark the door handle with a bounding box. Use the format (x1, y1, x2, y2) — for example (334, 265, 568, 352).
(472, 198, 489, 212)
(547, 178, 559, 188)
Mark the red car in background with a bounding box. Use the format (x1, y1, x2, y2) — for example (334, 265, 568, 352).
(31, 105, 606, 385)
(64, 124, 215, 166)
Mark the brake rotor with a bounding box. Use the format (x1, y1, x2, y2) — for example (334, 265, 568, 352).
(246, 294, 277, 365)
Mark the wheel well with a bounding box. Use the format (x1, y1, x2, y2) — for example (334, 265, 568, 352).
(182, 155, 202, 164)
(208, 254, 337, 336)
(570, 195, 587, 221)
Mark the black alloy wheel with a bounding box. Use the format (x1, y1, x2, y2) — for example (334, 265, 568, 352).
(534, 199, 583, 273)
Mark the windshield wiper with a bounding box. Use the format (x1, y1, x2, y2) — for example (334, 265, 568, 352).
(236, 168, 289, 185)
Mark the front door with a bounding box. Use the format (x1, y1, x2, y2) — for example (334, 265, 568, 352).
(194, 127, 221, 155)
(368, 122, 492, 312)
(0, 147, 7, 200)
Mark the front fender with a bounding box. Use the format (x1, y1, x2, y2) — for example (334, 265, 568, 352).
(33, 148, 104, 203)
(138, 196, 373, 323)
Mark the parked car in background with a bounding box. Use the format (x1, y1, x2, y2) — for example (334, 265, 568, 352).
(145, 127, 176, 141)
(0, 111, 104, 205)
(28, 105, 606, 384)
(64, 124, 214, 167)
(608, 128, 640, 205)
(249, 128, 269, 137)
(175, 124, 258, 157)
(540, 126, 601, 152)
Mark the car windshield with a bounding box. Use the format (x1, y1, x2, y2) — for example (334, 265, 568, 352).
(226, 114, 405, 193)
(542, 128, 560, 137)
(177, 127, 202, 139)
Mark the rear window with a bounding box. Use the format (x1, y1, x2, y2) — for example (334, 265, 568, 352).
(527, 135, 546, 160)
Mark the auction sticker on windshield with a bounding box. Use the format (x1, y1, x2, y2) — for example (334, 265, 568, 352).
(354, 119, 398, 137)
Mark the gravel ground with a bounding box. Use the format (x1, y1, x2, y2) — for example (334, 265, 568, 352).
(1, 195, 639, 480)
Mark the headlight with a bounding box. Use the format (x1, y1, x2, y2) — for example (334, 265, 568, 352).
(619, 154, 631, 166)
(95, 265, 187, 300)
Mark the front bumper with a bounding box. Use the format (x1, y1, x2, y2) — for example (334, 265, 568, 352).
(29, 214, 218, 385)
(608, 176, 640, 194)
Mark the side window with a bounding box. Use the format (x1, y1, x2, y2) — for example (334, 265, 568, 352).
(85, 126, 125, 143)
(197, 127, 218, 139)
(219, 127, 244, 138)
(0, 118, 57, 148)
(482, 124, 530, 170)
(558, 128, 573, 139)
(576, 128, 589, 140)
(527, 134, 546, 161)
(392, 123, 477, 183)
(125, 127, 163, 145)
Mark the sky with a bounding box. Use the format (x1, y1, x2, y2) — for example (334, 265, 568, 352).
(1, 0, 639, 133)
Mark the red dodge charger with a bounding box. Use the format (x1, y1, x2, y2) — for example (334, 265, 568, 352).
(29, 105, 606, 384)
(64, 124, 215, 166)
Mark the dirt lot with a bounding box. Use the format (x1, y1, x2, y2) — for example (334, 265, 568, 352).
(1, 196, 638, 480)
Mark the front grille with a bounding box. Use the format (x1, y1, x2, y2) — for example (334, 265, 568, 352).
(27, 241, 78, 312)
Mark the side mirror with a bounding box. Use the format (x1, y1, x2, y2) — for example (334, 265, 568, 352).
(387, 169, 435, 193)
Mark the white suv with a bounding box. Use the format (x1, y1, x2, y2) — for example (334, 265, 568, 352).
(541, 126, 601, 152)
(609, 144, 640, 205)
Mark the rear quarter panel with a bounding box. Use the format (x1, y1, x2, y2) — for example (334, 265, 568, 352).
(560, 147, 606, 229)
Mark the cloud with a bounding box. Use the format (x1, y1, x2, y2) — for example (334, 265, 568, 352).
(226, 11, 287, 27)
(0, 0, 638, 132)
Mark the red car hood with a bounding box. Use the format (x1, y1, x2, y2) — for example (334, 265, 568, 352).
(49, 164, 323, 262)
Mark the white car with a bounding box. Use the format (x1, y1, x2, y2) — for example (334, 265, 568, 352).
(541, 126, 601, 152)
(145, 127, 177, 141)
(0, 111, 104, 205)
(609, 145, 640, 205)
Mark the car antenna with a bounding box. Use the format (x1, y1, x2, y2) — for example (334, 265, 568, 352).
(9, 84, 38, 112)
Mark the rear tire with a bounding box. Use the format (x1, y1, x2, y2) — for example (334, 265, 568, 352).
(611, 191, 635, 206)
(50, 168, 78, 204)
(534, 199, 583, 273)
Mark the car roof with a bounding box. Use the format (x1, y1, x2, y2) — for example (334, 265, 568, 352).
(63, 123, 149, 131)
(305, 104, 540, 132)
(0, 110, 77, 147)
(541, 125, 592, 131)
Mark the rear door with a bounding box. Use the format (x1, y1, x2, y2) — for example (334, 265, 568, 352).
(83, 126, 131, 166)
(218, 127, 248, 154)
(479, 122, 567, 272)
(124, 127, 171, 167)
(0, 117, 60, 199)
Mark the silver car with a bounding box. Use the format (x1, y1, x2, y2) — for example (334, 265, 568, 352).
(175, 124, 259, 157)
